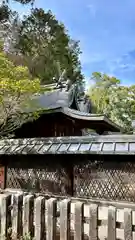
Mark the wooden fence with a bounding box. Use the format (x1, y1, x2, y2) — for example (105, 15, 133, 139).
(0, 193, 135, 240)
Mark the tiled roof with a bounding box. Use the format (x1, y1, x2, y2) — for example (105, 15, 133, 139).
(0, 135, 135, 155)
(24, 107, 121, 132)
(26, 83, 91, 113)
(61, 108, 120, 131)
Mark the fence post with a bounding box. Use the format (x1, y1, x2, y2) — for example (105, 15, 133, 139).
(23, 195, 34, 239)
(0, 165, 6, 189)
(124, 208, 132, 240)
(60, 199, 71, 240)
(74, 201, 84, 240)
(46, 198, 57, 240)
(35, 196, 45, 240)
(12, 194, 23, 239)
(108, 206, 116, 240)
(89, 204, 98, 240)
(0, 194, 11, 240)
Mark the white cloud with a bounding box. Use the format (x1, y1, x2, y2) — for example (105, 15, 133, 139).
(87, 4, 96, 17)
(109, 52, 135, 74)
(80, 52, 105, 65)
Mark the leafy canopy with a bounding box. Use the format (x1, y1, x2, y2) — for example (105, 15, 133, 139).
(0, 42, 42, 137)
(0, 0, 34, 22)
(12, 8, 83, 84)
(88, 72, 135, 133)
(0, 2, 83, 85)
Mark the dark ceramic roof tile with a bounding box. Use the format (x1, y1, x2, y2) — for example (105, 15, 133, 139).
(0, 145, 4, 151)
(115, 142, 129, 152)
(5, 145, 19, 154)
(102, 143, 115, 152)
(1, 135, 135, 155)
(38, 144, 52, 154)
(28, 144, 43, 154)
(58, 143, 70, 152)
(68, 143, 80, 152)
(79, 143, 91, 152)
(13, 145, 27, 154)
(90, 142, 103, 152)
(48, 143, 60, 152)
(0, 145, 11, 154)
(129, 143, 135, 152)
(21, 145, 35, 154)
(26, 84, 91, 114)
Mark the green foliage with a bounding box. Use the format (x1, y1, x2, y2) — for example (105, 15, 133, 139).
(0, 4, 11, 22)
(0, 0, 34, 22)
(12, 8, 83, 84)
(91, 72, 120, 87)
(0, 44, 41, 98)
(3, 227, 34, 239)
(2, 0, 34, 4)
(0, 2, 83, 85)
(89, 72, 120, 114)
(88, 72, 135, 132)
(0, 0, 34, 23)
(0, 42, 43, 137)
(0, 1, 84, 136)
(14, 0, 34, 4)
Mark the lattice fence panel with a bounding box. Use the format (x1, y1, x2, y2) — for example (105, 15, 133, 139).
(74, 159, 135, 202)
(7, 166, 71, 195)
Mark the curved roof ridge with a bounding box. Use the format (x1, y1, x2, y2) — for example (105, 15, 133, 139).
(61, 107, 121, 132)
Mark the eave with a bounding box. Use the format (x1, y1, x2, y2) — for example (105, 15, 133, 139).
(29, 107, 121, 133)
(0, 135, 134, 155)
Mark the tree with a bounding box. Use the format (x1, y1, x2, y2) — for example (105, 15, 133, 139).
(0, 3, 83, 85)
(0, 0, 34, 22)
(8, 8, 83, 84)
(89, 72, 120, 114)
(0, 42, 44, 137)
(88, 72, 135, 132)
(0, 0, 34, 50)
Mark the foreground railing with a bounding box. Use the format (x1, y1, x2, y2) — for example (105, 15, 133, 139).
(0, 193, 135, 240)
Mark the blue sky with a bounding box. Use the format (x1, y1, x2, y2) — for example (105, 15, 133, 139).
(10, 0, 135, 86)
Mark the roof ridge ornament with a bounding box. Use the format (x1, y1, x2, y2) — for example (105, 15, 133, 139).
(55, 69, 67, 90)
